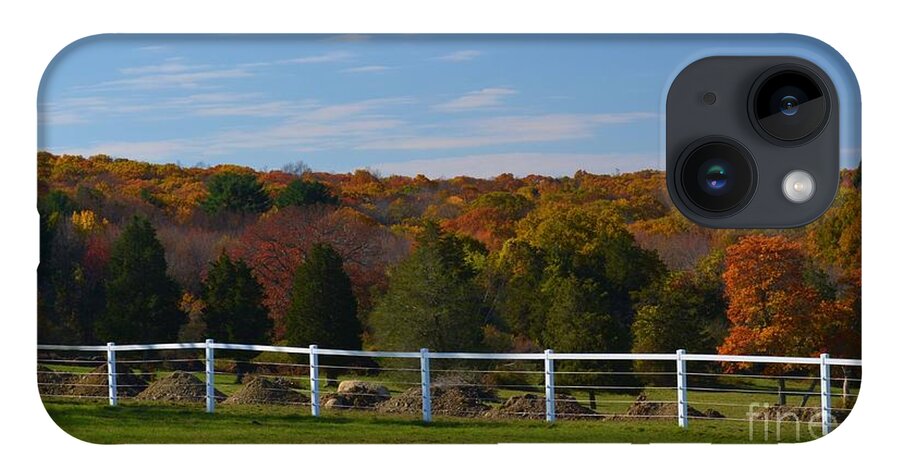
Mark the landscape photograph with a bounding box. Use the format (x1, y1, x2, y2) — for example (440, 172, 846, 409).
(36, 35, 861, 443)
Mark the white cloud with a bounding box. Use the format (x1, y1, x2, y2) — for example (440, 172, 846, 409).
(341, 65, 392, 74)
(373, 153, 660, 178)
(435, 50, 482, 62)
(84, 66, 253, 90)
(433, 87, 517, 112)
(119, 61, 205, 75)
(359, 112, 656, 151)
(276, 51, 352, 65)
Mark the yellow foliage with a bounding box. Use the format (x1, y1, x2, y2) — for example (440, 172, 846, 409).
(71, 210, 108, 234)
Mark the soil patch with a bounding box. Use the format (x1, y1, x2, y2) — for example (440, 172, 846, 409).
(38, 364, 149, 398)
(222, 376, 308, 405)
(376, 385, 491, 417)
(38, 365, 76, 396)
(137, 371, 224, 402)
(485, 393, 597, 420)
(610, 393, 725, 420)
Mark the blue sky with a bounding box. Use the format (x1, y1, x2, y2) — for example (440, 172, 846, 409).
(38, 35, 859, 178)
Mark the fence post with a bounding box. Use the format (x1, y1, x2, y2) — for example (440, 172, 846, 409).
(205, 339, 215, 413)
(820, 353, 831, 435)
(676, 349, 688, 428)
(544, 349, 555, 422)
(106, 342, 117, 407)
(309, 344, 320, 417)
(420, 348, 431, 423)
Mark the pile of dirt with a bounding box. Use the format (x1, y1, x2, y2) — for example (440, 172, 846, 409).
(612, 393, 725, 420)
(37, 365, 76, 396)
(485, 393, 597, 420)
(72, 364, 149, 397)
(322, 380, 390, 410)
(137, 371, 224, 402)
(223, 376, 308, 405)
(753, 405, 828, 423)
(38, 364, 149, 398)
(376, 385, 492, 417)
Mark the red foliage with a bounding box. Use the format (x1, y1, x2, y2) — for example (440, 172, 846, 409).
(232, 205, 409, 339)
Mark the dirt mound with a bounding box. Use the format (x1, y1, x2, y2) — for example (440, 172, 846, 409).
(38, 365, 76, 396)
(73, 364, 149, 397)
(137, 371, 224, 402)
(38, 364, 149, 398)
(223, 376, 308, 405)
(376, 385, 491, 417)
(612, 393, 725, 420)
(322, 381, 390, 410)
(753, 405, 828, 423)
(485, 393, 596, 420)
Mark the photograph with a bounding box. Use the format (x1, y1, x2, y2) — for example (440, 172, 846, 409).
(35, 34, 861, 444)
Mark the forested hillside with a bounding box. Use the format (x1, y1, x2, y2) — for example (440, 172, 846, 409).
(37, 152, 861, 363)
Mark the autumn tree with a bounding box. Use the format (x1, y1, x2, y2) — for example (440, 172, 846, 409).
(95, 216, 185, 343)
(201, 253, 272, 382)
(275, 179, 338, 208)
(719, 235, 830, 403)
(284, 243, 361, 383)
(444, 191, 534, 250)
(38, 192, 109, 343)
(370, 223, 484, 352)
(200, 172, 271, 214)
(233, 206, 408, 339)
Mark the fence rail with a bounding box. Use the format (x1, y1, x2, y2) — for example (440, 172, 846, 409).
(37, 341, 862, 435)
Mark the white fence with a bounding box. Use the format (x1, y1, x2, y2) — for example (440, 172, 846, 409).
(37, 340, 862, 435)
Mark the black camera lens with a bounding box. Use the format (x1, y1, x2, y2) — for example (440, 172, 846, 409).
(677, 138, 756, 215)
(750, 66, 830, 143)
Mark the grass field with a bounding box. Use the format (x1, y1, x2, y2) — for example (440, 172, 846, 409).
(43, 400, 826, 444)
(40, 354, 857, 444)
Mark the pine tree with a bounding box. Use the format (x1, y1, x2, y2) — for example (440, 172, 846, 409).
(200, 172, 271, 214)
(284, 243, 361, 381)
(201, 253, 271, 382)
(275, 179, 338, 208)
(96, 216, 185, 343)
(370, 224, 484, 352)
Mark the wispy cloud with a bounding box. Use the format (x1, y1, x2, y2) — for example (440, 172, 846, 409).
(62, 97, 414, 161)
(373, 152, 659, 178)
(119, 61, 206, 75)
(276, 51, 353, 65)
(359, 112, 656, 151)
(81, 59, 253, 91)
(433, 87, 517, 112)
(435, 50, 482, 62)
(135, 45, 168, 53)
(341, 65, 392, 74)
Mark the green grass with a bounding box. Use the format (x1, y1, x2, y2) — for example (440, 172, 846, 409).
(43, 400, 825, 444)
(40, 358, 857, 443)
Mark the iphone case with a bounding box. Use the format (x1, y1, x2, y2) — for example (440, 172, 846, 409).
(37, 34, 861, 443)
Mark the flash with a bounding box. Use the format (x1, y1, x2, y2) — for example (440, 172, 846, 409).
(782, 170, 816, 203)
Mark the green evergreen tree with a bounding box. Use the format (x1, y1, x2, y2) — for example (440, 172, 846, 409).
(284, 243, 361, 381)
(95, 216, 185, 343)
(370, 224, 484, 351)
(201, 172, 271, 214)
(275, 179, 338, 208)
(201, 253, 271, 382)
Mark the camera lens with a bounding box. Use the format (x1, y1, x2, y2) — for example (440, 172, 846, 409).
(779, 95, 799, 116)
(750, 66, 829, 143)
(677, 138, 756, 216)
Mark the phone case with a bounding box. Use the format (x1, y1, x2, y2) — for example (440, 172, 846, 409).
(36, 34, 861, 443)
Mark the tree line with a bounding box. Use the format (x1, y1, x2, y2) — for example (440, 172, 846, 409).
(38, 153, 861, 383)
